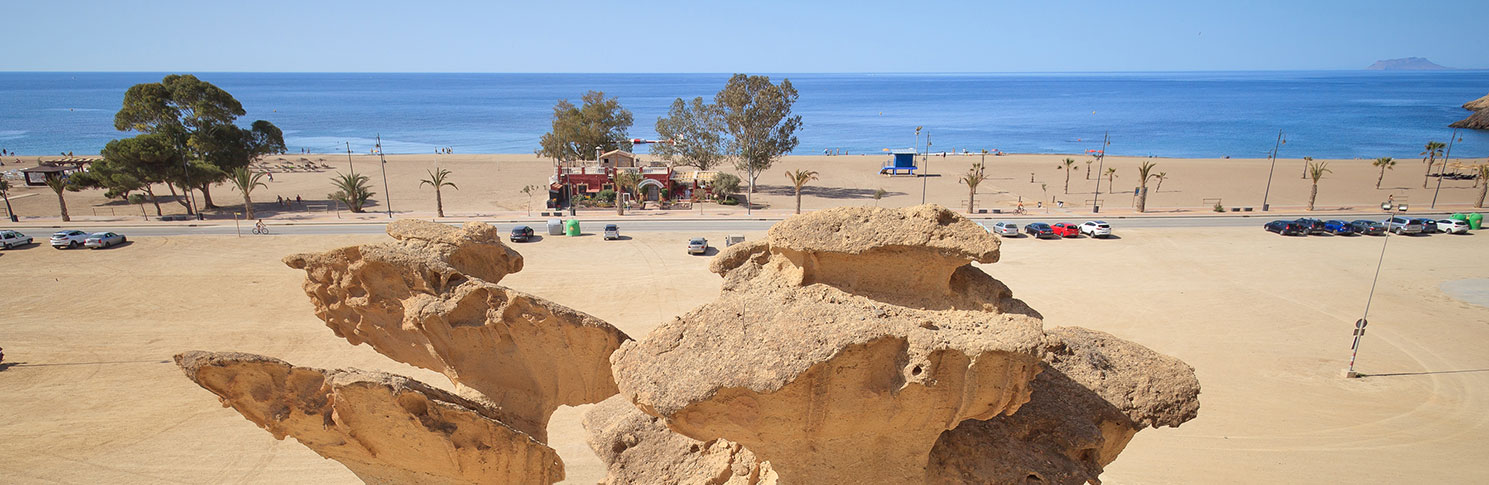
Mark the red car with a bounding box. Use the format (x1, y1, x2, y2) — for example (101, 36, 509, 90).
(1051, 223, 1080, 237)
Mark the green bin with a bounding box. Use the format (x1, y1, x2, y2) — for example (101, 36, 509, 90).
(565, 219, 581, 236)
(1450, 213, 1467, 221)
(1469, 213, 1483, 230)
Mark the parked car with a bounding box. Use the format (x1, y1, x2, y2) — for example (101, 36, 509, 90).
(1264, 220, 1307, 236)
(1413, 218, 1438, 234)
(603, 224, 621, 240)
(1025, 223, 1058, 239)
(509, 225, 535, 242)
(1051, 222, 1080, 238)
(1, 230, 33, 249)
(1079, 221, 1112, 238)
(50, 229, 90, 249)
(1322, 220, 1356, 235)
(1385, 216, 1424, 234)
(991, 221, 1020, 237)
(1436, 219, 1470, 234)
(1293, 218, 1328, 235)
(687, 237, 709, 255)
(1349, 220, 1386, 236)
(84, 232, 126, 249)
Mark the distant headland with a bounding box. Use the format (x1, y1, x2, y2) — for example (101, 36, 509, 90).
(1365, 57, 1452, 70)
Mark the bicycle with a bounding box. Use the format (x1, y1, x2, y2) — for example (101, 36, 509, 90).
(252, 225, 270, 235)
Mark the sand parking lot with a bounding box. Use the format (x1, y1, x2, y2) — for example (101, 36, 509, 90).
(0, 225, 1486, 484)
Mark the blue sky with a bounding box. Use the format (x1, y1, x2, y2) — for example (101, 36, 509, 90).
(4, 0, 1487, 72)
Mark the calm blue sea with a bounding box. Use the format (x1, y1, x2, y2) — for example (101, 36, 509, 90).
(1, 71, 1486, 159)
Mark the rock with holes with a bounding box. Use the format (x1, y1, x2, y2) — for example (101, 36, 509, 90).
(611, 205, 1050, 484)
(584, 395, 777, 485)
(283, 219, 630, 440)
(928, 326, 1201, 484)
(174, 351, 563, 485)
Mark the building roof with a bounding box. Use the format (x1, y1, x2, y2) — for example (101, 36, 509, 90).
(599, 150, 635, 158)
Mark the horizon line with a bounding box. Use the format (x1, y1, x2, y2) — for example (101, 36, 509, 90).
(3, 69, 1489, 75)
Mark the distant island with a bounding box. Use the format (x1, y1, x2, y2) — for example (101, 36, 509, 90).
(1365, 57, 1452, 70)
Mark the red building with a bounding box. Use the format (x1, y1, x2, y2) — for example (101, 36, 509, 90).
(547, 150, 703, 209)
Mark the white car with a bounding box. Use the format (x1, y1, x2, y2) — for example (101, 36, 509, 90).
(687, 237, 708, 255)
(604, 224, 621, 240)
(50, 229, 90, 249)
(1, 230, 34, 249)
(1080, 221, 1113, 238)
(1436, 219, 1470, 234)
(84, 232, 126, 249)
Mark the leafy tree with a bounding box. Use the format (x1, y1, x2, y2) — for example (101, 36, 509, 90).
(1372, 157, 1395, 189)
(712, 172, 741, 203)
(1136, 161, 1159, 213)
(959, 162, 989, 213)
(785, 169, 819, 214)
(1307, 160, 1332, 211)
(1154, 171, 1168, 192)
(615, 170, 643, 215)
(520, 184, 544, 215)
(654, 97, 725, 170)
(1475, 164, 1488, 208)
(873, 188, 887, 207)
(715, 74, 802, 214)
(329, 171, 374, 213)
(43, 174, 78, 222)
(1420, 141, 1445, 188)
(80, 134, 183, 215)
(112, 74, 283, 212)
(537, 91, 633, 163)
(1060, 158, 1076, 193)
(228, 167, 268, 220)
(419, 168, 458, 217)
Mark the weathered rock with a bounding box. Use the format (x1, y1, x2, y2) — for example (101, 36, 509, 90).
(1450, 109, 1489, 130)
(613, 205, 1048, 484)
(284, 220, 630, 440)
(928, 327, 1200, 484)
(175, 351, 563, 485)
(584, 395, 776, 485)
(1463, 93, 1489, 111)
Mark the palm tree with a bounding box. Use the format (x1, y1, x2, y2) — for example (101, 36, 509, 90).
(228, 167, 268, 220)
(329, 171, 374, 213)
(1060, 158, 1076, 193)
(784, 169, 819, 214)
(615, 170, 642, 215)
(959, 162, 989, 213)
(0, 178, 15, 222)
(1104, 167, 1117, 191)
(1420, 141, 1445, 188)
(419, 168, 458, 218)
(1300, 156, 1313, 179)
(43, 174, 71, 222)
(1475, 164, 1489, 208)
(1371, 157, 1395, 189)
(1084, 160, 1093, 179)
(1306, 160, 1332, 211)
(1136, 161, 1159, 213)
(1154, 171, 1168, 192)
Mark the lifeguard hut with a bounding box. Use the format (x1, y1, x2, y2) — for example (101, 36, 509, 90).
(880, 150, 917, 176)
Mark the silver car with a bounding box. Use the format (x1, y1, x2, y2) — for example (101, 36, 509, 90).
(1385, 216, 1423, 235)
(990, 221, 1020, 236)
(687, 237, 708, 255)
(604, 224, 621, 240)
(1, 230, 34, 249)
(84, 232, 126, 249)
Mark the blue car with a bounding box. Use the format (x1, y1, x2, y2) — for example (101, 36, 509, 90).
(1322, 220, 1356, 235)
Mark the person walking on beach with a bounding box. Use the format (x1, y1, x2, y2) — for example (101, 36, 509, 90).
(295, 195, 302, 206)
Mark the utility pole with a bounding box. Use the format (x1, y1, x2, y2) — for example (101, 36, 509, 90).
(1347, 201, 1407, 378)
(1261, 130, 1284, 211)
(1092, 132, 1109, 213)
(375, 135, 392, 218)
(345, 141, 355, 174)
(921, 131, 931, 204)
(1431, 128, 1459, 209)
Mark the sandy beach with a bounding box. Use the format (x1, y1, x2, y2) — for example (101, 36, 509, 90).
(4, 152, 1487, 222)
(0, 222, 1486, 483)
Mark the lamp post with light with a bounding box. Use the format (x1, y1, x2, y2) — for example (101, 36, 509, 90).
(1345, 201, 1408, 378)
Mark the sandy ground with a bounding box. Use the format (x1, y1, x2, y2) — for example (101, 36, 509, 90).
(1, 225, 1487, 484)
(4, 152, 1487, 222)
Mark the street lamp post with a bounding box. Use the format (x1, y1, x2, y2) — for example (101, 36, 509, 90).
(375, 134, 392, 218)
(1346, 201, 1408, 378)
(1430, 128, 1459, 209)
(1261, 130, 1284, 211)
(1092, 132, 1109, 213)
(921, 131, 931, 204)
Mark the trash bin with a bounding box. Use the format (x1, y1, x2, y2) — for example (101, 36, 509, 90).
(1450, 213, 1467, 222)
(546, 218, 563, 235)
(565, 219, 581, 237)
(1469, 213, 1483, 230)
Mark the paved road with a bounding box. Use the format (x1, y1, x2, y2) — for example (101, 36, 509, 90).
(6, 212, 1462, 237)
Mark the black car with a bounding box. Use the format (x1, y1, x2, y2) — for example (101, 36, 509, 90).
(1293, 218, 1328, 235)
(509, 225, 535, 242)
(1025, 222, 1058, 239)
(1265, 220, 1307, 236)
(1411, 218, 1438, 234)
(1349, 220, 1386, 236)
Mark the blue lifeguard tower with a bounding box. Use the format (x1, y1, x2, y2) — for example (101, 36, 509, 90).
(880, 150, 917, 175)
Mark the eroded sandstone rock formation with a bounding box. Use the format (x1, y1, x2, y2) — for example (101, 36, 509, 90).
(585, 395, 777, 485)
(175, 351, 564, 485)
(606, 205, 1200, 484)
(177, 220, 630, 484)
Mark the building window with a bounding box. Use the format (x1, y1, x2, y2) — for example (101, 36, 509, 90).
(577, 183, 589, 193)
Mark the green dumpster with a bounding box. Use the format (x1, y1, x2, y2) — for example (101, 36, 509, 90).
(1450, 213, 1467, 222)
(1469, 213, 1483, 230)
(565, 219, 581, 236)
